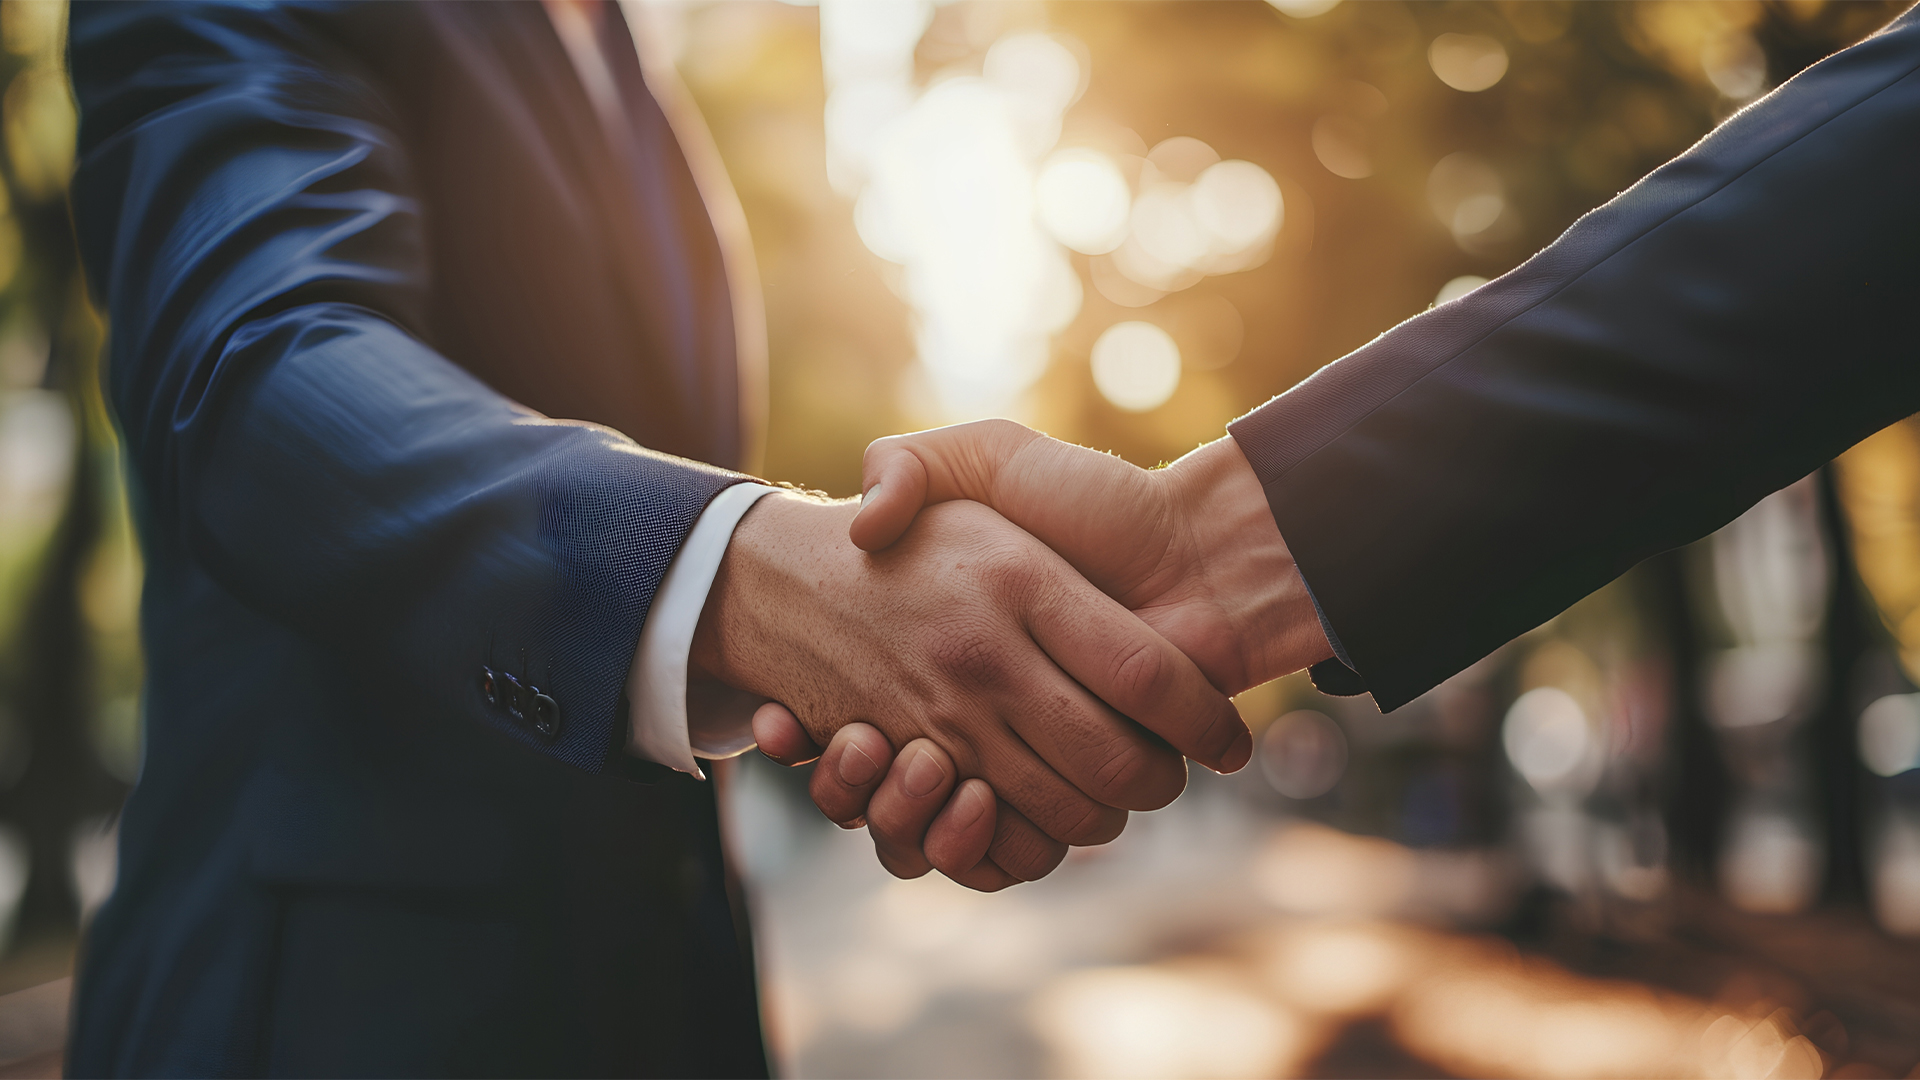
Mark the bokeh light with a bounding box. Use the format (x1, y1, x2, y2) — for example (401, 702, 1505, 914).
(1719, 808, 1821, 916)
(1427, 33, 1509, 93)
(1090, 321, 1180, 412)
(1259, 709, 1348, 800)
(1144, 135, 1219, 183)
(1254, 823, 1415, 918)
(1502, 687, 1591, 793)
(1702, 33, 1767, 100)
(1427, 151, 1507, 249)
(1035, 149, 1131, 255)
(1129, 183, 1211, 278)
(1190, 160, 1284, 262)
(1032, 965, 1306, 1080)
(1265, 0, 1341, 18)
(823, 3, 1084, 419)
(1259, 921, 1411, 1016)
(1859, 693, 1920, 777)
(1311, 114, 1372, 180)
(1435, 274, 1488, 305)
(816, 1, 1295, 428)
(1870, 815, 1920, 937)
(1160, 291, 1243, 372)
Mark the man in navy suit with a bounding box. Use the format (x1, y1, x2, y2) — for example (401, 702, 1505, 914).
(64, 2, 1254, 1074)
(780, 4, 1920, 876)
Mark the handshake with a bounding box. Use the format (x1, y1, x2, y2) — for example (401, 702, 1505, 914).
(691, 420, 1337, 892)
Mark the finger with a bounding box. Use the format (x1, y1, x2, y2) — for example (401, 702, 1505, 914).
(1028, 573, 1253, 777)
(923, 777, 996, 877)
(941, 857, 1021, 893)
(994, 655, 1190, 814)
(904, 625, 1137, 842)
(752, 701, 822, 766)
(808, 723, 892, 827)
(925, 782, 1025, 892)
(985, 800, 1070, 882)
(849, 446, 927, 552)
(973, 576, 1191, 813)
(865, 739, 958, 879)
(944, 709, 1131, 845)
(850, 420, 1041, 551)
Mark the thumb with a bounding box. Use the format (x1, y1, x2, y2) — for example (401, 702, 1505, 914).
(751, 701, 823, 766)
(848, 441, 929, 552)
(849, 419, 1042, 552)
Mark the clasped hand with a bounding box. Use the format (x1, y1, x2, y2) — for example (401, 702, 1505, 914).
(700, 421, 1332, 891)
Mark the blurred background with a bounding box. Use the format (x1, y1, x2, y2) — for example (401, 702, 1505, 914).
(2, 0, 1919, 1076)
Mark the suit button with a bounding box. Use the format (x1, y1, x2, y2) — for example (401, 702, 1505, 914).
(531, 694, 561, 738)
(500, 671, 526, 719)
(479, 667, 500, 707)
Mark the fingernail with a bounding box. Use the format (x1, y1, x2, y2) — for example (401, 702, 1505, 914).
(1221, 728, 1254, 774)
(861, 482, 882, 504)
(838, 741, 881, 786)
(950, 783, 991, 829)
(902, 746, 947, 798)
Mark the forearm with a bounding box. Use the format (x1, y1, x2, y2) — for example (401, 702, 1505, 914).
(192, 306, 748, 765)
(1229, 7, 1920, 709)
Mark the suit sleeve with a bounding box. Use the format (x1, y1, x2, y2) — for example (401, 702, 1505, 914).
(1228, 7, 1920, 712)
(68, 2, 744, 770)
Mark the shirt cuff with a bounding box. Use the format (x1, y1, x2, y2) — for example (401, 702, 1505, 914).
(626, 481, 779, 777)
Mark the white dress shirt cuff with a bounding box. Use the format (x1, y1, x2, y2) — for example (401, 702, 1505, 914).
(626, 481, 779, 778)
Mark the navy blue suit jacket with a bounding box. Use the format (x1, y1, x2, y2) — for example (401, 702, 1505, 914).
(67, 2, 767, 1075)
(1230, 5, 1920, 712)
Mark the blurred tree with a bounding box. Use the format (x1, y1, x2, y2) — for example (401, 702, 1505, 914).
(0, 0, 130, 952)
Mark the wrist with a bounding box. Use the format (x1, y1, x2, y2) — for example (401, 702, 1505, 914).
(691, 492, 856, 696)
(1164, 437, 1334, 688)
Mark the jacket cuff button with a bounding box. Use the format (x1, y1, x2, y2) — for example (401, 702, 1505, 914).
(531, 694, 561, 739)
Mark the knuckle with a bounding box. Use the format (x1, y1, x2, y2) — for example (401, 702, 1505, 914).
(1107, 640, 1180, 718)
(1180, 700, 1244, 764)
(1203, 705, 1248, 758)
(928, 728, 983, 780)
(927, 630, 1015, 692)
(876, 850, 933, 880)
(975, 417, 1024, 452)
(1054, 798, 1127, 847)
(976, 548, 1043, 599)
(1092, 738, 1186, 811)
(864, 799, 910, 841)
(990, 823, 1068, 882)
(960, 874, 1015, 894)
(808, 769, 859, 820)
(870, 825, 930, 873)
(868, 433, 913, 463)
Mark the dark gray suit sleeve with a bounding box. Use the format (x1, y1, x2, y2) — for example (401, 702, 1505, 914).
(70, 3, 746, 769)
(1229, 7, 1920, 712)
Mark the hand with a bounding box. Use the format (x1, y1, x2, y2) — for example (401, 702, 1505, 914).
(765, 422, 1335, 888)
(694, 492, 1252, 861)
(852, 420, 1333, 694)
